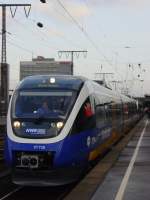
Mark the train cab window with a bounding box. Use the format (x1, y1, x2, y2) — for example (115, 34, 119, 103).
(71, 97, 96, 134)
(12, 90, 77, 119)
(95, 105, 106, 129)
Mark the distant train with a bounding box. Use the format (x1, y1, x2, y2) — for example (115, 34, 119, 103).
(5, 75, 140, 186)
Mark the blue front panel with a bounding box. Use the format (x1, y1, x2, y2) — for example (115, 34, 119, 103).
(5, 125, 112, 168)
(4, 131, 93, 168)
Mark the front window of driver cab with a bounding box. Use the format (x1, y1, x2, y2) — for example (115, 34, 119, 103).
(12, 90, 77, 119)
(11, 89, 77, 138)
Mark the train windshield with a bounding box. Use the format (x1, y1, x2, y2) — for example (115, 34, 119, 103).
(12, 90, 77, 119)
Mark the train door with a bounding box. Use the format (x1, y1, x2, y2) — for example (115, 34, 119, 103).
(105, 104, 113, 133)
(116, 103, 124, 134)
(95, 98, 111, 142)
(123, 103, 130, 132)
(111, 103, 123, 139)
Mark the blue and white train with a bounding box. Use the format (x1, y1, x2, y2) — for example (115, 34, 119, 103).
(5, 75, 139, 186)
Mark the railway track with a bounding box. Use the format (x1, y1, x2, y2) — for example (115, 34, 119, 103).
(0, 177, 76, 200)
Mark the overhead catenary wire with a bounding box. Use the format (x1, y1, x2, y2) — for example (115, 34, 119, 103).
(56, 0, 113, 67)
(6, 30, 55, 57)
(0, 4, 82, 54)
(2, 1, 110, 66)
(12, 18, 59, 51)
(7, 39, 33, 55)
(55, 0, 128, 93)
(3, 2, 129, 91)
(14, 7, 84, 50)
(76, 0, 126, 82)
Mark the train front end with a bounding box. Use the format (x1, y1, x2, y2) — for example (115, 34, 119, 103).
(5, 75, 88, 186)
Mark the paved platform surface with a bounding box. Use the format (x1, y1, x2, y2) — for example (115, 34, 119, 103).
(92, 118, 150, 200)
(65, 118, 148, 200)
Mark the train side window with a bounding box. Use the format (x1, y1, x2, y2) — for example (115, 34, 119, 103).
(95, 105, 106, 128)
(105, 104, 112, 122)
(124, 104, 129, 116)
(71, 97, 96, 134)
(116, 104, 122, 119)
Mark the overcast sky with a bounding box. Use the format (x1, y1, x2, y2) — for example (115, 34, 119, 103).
(1, 0, 150, 96)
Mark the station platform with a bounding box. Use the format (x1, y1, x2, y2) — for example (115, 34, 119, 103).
(65, 117, 150, 200)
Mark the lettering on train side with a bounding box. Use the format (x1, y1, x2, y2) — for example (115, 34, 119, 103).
(87, 136, 91, 147)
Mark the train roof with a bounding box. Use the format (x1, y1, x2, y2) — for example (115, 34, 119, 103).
(89, 80, 135, 103)
(17, 75, 88, 91)
(16, 75, 135, 104)
(120, 94, 136, 103)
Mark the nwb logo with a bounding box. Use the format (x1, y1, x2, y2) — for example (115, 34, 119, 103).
(25, 128, 46, 135)
(26, 129, 37, 133)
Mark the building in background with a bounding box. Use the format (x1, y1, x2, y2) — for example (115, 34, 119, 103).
(20, 56, 73, 80)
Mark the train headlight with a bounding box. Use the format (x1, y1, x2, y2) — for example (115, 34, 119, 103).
(13, 121, 21, 129)
(56, 122, 64, 129)
(50, 77, 55, 84)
